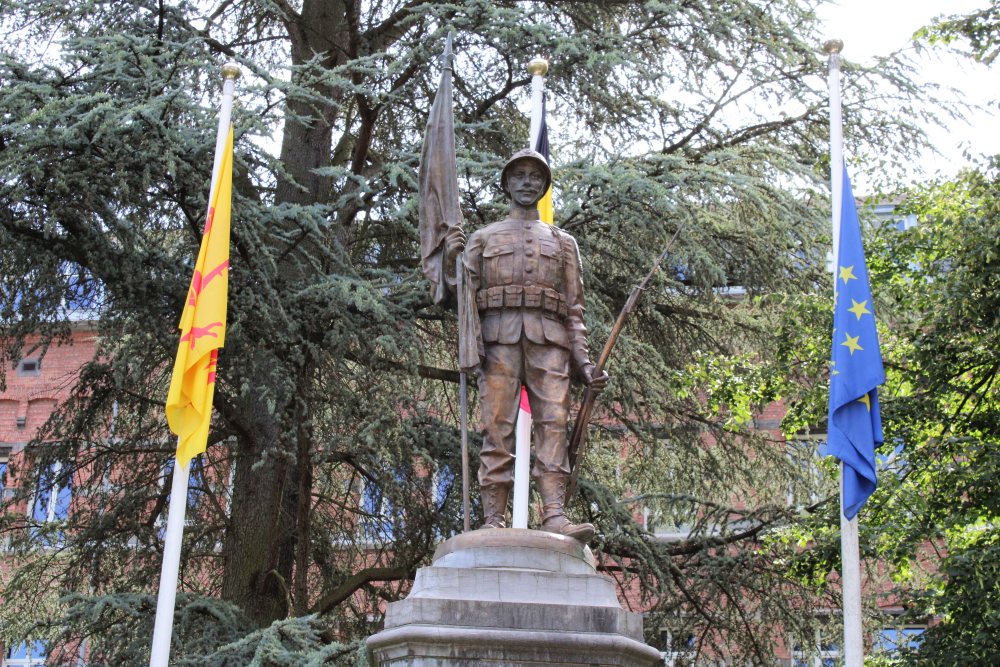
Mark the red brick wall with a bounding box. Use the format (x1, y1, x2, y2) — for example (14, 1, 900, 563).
(0, 329, 98, 445)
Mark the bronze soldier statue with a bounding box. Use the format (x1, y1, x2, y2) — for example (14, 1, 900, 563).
(444, 149, 608, 542)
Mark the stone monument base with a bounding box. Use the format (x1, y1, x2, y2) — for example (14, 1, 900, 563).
(366, 529, 662, 667)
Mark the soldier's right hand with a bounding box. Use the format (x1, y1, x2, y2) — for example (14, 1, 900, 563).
(582, 364, 609, 393)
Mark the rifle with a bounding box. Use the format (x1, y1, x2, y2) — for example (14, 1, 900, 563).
(566, 226, 686, 503)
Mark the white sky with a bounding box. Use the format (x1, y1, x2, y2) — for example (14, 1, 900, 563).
(817, 0, 1000, 186)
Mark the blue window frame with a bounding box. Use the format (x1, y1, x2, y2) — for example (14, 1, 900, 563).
(61, 262, 103, 314)
(157, 458, 205, 537)
(361, 480, 397, 541)
(31, 461, 71, 547)
(32, 462, 71, 523)
(3, 640, 47, 666)
(1, 261, 102, 324)
(0, 453, 8, 500)
(787, 437, 835, 509)
(432, 464, 460, 539)
(875, 626, 924, 653)
(435, 465, 455, 505)
(162, 458, 204, 509)
(790, 630, 841, 667)
(656, 628, 695, 666)
(360, 464, 417, 542)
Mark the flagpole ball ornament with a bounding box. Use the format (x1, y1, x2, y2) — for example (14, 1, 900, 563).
(499, 149, 552, 199)
(822, 39, 844, 54)
(527, 56, 549, 76)
(221, 62, 242, 80)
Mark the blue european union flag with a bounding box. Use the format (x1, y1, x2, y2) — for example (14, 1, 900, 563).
(828, 167, 885, 519)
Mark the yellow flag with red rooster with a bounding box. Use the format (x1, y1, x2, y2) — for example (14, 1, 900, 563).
(166, 126, 233, 468)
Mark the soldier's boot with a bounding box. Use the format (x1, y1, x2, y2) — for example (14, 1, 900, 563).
(537, 473, 595, 542)
(480, 483, 511, 529)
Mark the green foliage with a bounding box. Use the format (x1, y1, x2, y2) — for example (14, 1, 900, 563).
(863, 160, 1000, 665)
(55, 594, 249, 667)
(780, 158, 1000, 665)
(38, 593, 365, 666)
(915, 1, 1000, 65)
(0, 0, 940, 663)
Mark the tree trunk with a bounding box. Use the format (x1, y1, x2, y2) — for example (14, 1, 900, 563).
(274, 0, 355, 210)
(221, 417, 296, 626)
(219, 1, 358, 626)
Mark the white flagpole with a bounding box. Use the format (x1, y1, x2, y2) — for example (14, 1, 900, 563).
(512, 390, 531, 528)
(149, 62, 240, 667)
(528, 57, 547, 150)
(827, 42, 843, 272)
(825, 39, 864, 667)
(511, 56, 549, 530)
(149, 456, 191, 667)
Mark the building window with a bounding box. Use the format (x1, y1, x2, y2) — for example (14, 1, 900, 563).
(62, 262, 103, 319)
(361, 479, 397, 541)
(31, 461, 71, 547)
(791, 645, 841, 667)
(875, 625, 925, 654)
(161, 458, 204, 508)
(0, 449, 8, 500)
(15, 359, 40, 377)
(3, 640, 47, 667)
(790, 621, 842, 667)
(156, 458, 205, 535)
(657, 628, 695, 666)
(33, 462, 71, 522)
(786, 436, 835, 509)
(431, 464, 459, 539)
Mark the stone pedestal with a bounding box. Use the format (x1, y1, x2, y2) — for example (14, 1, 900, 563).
(366, 529, 662, 667)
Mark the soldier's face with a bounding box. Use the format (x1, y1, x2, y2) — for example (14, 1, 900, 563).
(506, 160, 546, 207)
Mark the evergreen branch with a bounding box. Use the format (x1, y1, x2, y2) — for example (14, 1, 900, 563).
(312, 564, 417, 615)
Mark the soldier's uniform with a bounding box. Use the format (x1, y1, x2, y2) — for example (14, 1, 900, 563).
(461, 151, 597, 538)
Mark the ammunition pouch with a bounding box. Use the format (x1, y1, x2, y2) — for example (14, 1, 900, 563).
(476, 285, 568, 319)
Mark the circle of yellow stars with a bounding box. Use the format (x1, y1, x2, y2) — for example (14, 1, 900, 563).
(837, 264, 871, 356)
(834, 264, 875, 412)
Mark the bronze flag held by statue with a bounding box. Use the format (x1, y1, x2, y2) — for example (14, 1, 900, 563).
(418, 32, 473, 532)
(419, 32, 462, 309)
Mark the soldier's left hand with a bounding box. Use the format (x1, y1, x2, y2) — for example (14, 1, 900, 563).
(445, 225, 466, 257)
(583, 364, 609, 393)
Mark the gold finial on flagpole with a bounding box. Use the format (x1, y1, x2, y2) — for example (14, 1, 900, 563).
(221, 62, 242, 80)
(527, 57, 549, 76)
(823, 39, 844, 55)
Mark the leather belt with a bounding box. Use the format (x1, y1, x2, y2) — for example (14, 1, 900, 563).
(476, 285, 568, 319)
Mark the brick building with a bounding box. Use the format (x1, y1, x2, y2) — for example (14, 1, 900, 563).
(2, 327, 97, 666)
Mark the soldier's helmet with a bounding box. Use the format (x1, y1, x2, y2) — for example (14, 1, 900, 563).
(500, 149, 552, 199)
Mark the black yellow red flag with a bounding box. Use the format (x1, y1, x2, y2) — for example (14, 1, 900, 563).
(534, 93, 554, 225)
